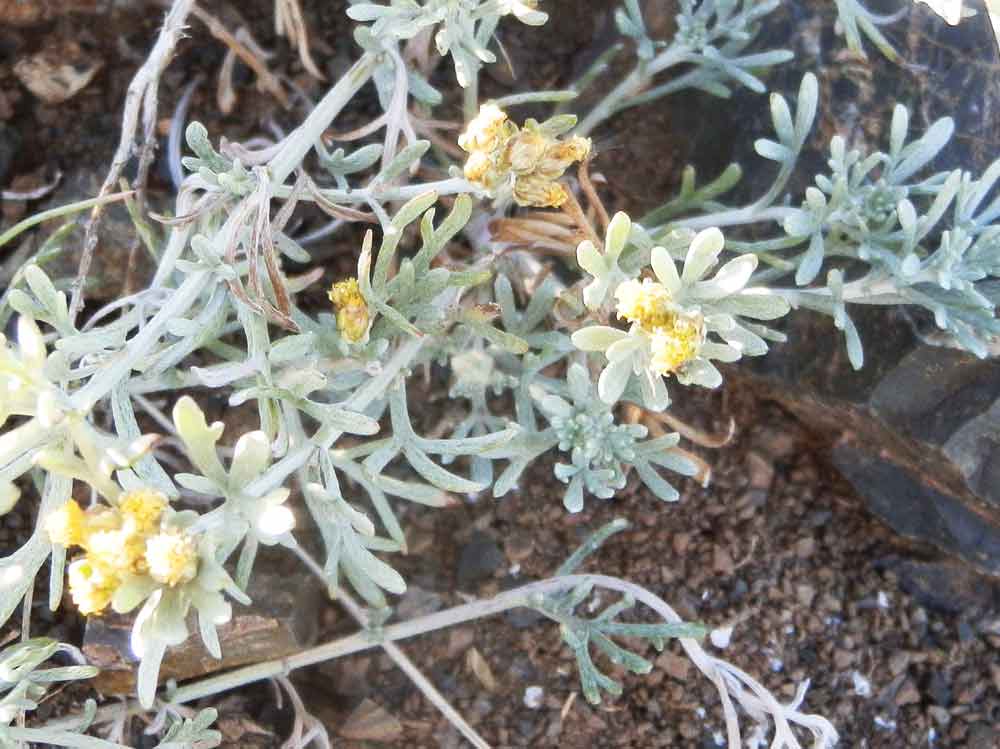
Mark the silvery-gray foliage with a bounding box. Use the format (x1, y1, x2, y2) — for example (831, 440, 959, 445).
(638, 71, 1000, 370)
(0, 0, 990, 746)
(0, 637, 135, 748)
(833, 0, 904, 60)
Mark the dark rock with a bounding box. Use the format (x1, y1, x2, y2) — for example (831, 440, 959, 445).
(831, 437, 1000, 578)
(876, 557, 999, 616)
(927, 671, 951, 707)
(966, 722, 997, 749)
(722, 1, 1000, 579)
(957, 619, 975, 644)
(39, 170, 159, 302)
(0, 122, 18, 185)
(504, 606, 545, 630)
(83, 572, 322, 695)
(394, 585, 443, 620)
(456, 530, 504, 588)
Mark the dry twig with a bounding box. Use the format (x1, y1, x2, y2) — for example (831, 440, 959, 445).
(70, 0, 195, 322)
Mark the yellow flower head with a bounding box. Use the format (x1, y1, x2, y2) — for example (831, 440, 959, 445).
(649, 313, 705, 375)
(458, 106, 589, 205)
(615, 279, 676, 329)
(120, 488, 167, 535)
(45, 500, 87, 548)
(506, 130, 549, 174)
(458, 104, 514, 154)
(463, 150, 504, 191)
(67, 558, 119, 616)
(145, 531, 198, 586)
(88, 529, 148, 576)
(535, 136, 592, 180)
(328, 278, 370, 344)
(513, 175, 568, 208)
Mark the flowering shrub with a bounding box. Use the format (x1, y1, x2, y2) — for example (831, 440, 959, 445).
(0, 1, 995, 747)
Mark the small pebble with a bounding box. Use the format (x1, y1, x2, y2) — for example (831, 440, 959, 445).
(523, 685, 544, 709)
(851, 670, 872, 698)
(709, 625, 733, 649)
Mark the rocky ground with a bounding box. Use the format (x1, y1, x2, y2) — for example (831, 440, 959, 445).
(1, 1, 999, 747)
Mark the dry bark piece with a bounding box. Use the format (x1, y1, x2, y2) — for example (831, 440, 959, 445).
(82, 572, 322, 695)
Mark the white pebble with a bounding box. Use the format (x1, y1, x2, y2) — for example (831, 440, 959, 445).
(523, 685, 544, 709)
(710, 625, 734, 649)
(877, 591, 890, 609)
(874, 715, 897, 732)
(852, 671, 872, 698)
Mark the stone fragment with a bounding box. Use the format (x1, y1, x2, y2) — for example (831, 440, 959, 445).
(0, 123, 19, 185)
(654, 651, 690, 681)
(339, 699, 403, 743)
(39, 170, 157, 301)
(395, 585, 443, 619)
(894, 679, 921, 707)
(874, 557, 1000, 616)
(14, 40, 102, 105)
(966, 722, 997, 749)
(465, 647, 498, 693)
(456, 530, 504, 588)
(745, 450, 774, 490)
(83, 572, 321, 695)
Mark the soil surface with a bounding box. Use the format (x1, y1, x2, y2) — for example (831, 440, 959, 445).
(1, 1, 998, 748)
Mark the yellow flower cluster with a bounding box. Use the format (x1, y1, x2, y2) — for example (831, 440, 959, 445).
(459, 104, 591, 208)
(328, 277, 370, 344)
(46, 489, 198, 616)
(614, 279, 705, 375)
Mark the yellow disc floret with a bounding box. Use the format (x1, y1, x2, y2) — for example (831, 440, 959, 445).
(45, 500, 87, 548)
(614, 279, 676, 330)
(614, 278, 704, 374)
(88, 529, 148, 576)
(47, 485, 211, 616)
(67, 558, 119, 616)
(458, 103, 514, 154)
(145, 531, 199, 587)
(328, 278, 370, 344)
(506, 130, 549, 174)
(649, 313, 705, 375)
(120, 488, 167, 535)
(513, 175, 569, 208)
(533, 136, 592, 181)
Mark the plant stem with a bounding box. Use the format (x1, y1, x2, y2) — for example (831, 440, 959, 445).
(5, 727, 129, 749)
(243, 335, 426, 498)
(269, 53, 379, 187)
(293, 545, 490, 749)
(672, 205, 796, 231)
(70, 270, 211, 411)
(0, 192, 135, 251)
(166, 573, 705, 708)
(576, 48, 686, 137)
(276, 177, 477, 205)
